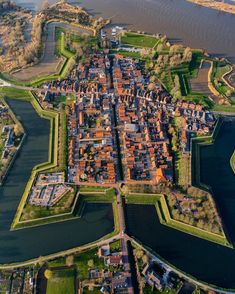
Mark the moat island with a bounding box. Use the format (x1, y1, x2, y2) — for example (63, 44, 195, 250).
(0, 0, 235, 293)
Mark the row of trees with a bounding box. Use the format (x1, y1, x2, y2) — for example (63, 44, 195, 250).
(1, 10, 44, 70)
(168, 193, 222, 234)
(18, 14, 44, 67)
(168, 123, 179, 152)
(154, 45, 192, 72)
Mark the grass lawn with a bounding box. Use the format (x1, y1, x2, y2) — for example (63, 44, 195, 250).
(125, 193, 161, 205)
(55, 27, 96, 53)
(48, 257, 66, 268)
(121, 32, 159, 48)
(109, 239, 121, 252)
(83, 288, 101, 294)
(116, 50, 141, 59)
(143, 284, 179, 293)
(0, 87, 31, 100)
(74, 247, 105, 280)
(46, 268, 75, 294)
(20, 191, 76, 221)
(79, 186, 109, 193)
(212, 104, 235, 113)
(78, 189, 116, 203)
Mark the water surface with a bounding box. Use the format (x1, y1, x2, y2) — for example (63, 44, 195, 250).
(0, 99, 114, 264)
(15, 0, 235, 63)
(126, 118, 235, 289)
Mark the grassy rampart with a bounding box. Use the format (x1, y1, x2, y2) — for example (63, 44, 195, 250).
(125, 192, 230, 247)
(230, 151, 235, 175)
(8, 91, 59, 229)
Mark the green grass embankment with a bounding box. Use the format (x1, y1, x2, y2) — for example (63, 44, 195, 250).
(230, 151, 235, 175)
(76, 189, 119, 236)
(125, 193, 230, 247)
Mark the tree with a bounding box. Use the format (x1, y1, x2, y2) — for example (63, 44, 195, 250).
(156, 43, 163, 53)
(142, 254, 149, 264)
(155, 66, 161, 75)
(44, 269, 53, 280)
(43, 0, 49, 9)
(87, 259, 94, 268)
(134, 248, 144, 259)
(183, 47, 192, 63)
(148, 82, 156, 91)
(169, 54, 182, 68)
(14, 124, 22, 137)
(169, 44, 182, 56)
(226, 89, 232, 97)
(171, 74, 181, 100)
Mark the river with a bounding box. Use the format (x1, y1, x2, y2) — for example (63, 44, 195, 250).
(15, 0, 235, 63)
(0, 99, 114, 264)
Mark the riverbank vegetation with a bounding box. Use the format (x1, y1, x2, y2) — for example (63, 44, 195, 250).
(0, 1, 34, 72)
(0, 1, 104, 80)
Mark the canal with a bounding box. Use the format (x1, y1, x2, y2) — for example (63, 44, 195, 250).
(126, 117, 235, 289)
(0, 99, 114, 264)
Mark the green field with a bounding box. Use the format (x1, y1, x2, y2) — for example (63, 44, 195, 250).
(20, 191, 76, 221)
(79, 186, 109, 193)
(0, 87, 32, 100)
(48, 239, 121, 281)
(121, 32, 159, 48)
(74, 247, 104, 280)
(125, 193, 161, 205)
(116, 50, 141, 59)
(212, 104, 235, 113)
(46, 268, 75, 294)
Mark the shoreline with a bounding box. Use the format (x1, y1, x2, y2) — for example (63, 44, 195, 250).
(0, 98, 26, 186)
(187, 0, 235, 15)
